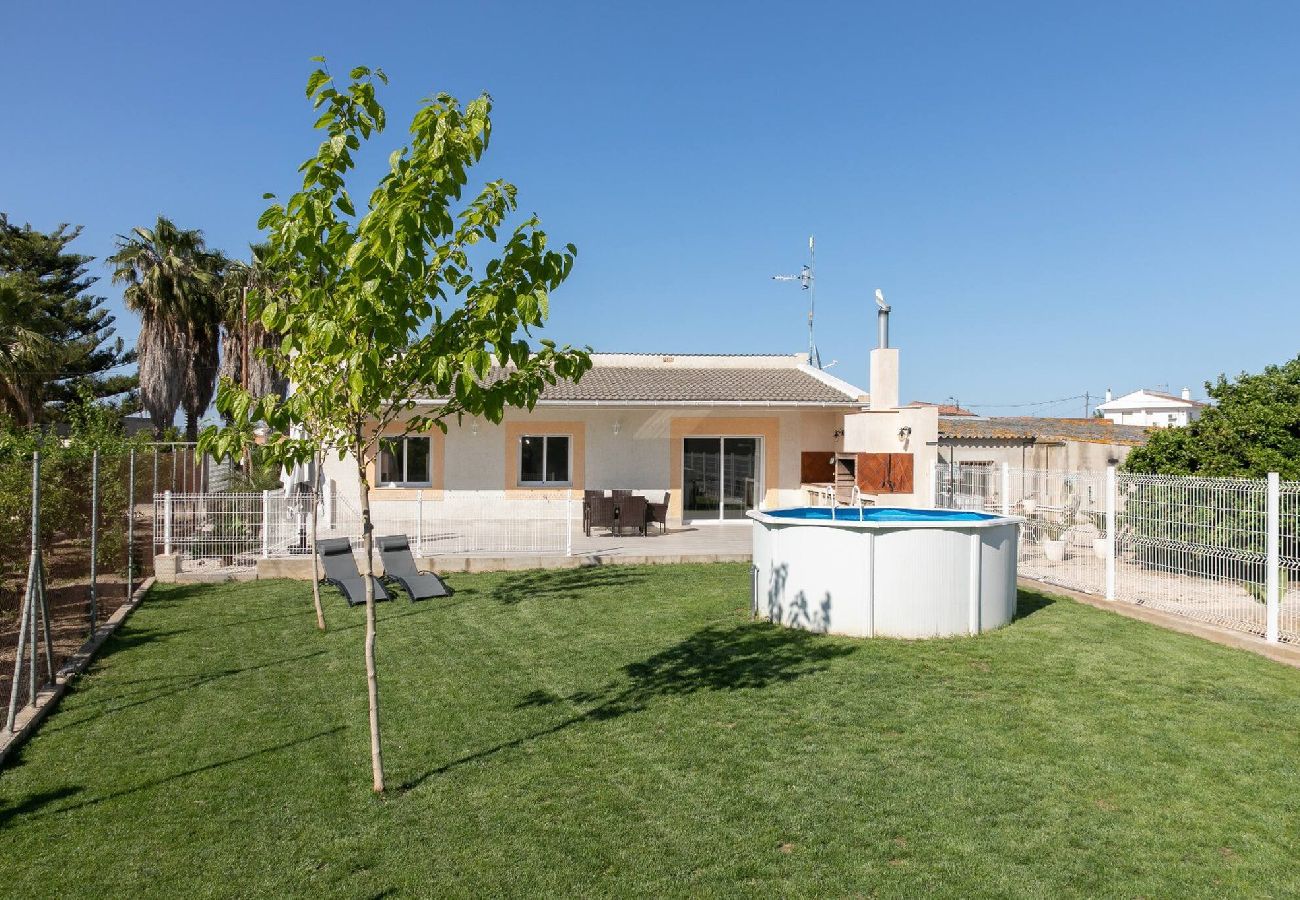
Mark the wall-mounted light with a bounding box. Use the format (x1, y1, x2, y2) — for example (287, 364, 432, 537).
(898, 425, 912, 441)
(612, 420, 622, 436)
(833, 428, 844, 439)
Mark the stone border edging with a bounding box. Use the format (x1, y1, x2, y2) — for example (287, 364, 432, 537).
(0, 576, 155, 769)
(1019, 577, 1300, 669)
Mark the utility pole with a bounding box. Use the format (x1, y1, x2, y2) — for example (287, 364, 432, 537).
(1084, 391, 1090, 418)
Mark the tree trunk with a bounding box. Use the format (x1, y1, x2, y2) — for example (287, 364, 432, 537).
(184, 408, 199, 443)
(357, 442, 384, 793)
(311, 451, 326, 631)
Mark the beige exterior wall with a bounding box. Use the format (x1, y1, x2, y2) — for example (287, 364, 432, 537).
(840, 405, 940, 507)
(319, 404, 853, 525)
(938, 439, 1136, 472)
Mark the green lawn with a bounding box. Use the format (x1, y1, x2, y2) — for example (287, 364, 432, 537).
(1, 564, 1297, 897)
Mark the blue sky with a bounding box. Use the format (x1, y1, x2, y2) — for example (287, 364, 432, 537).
(5, 1, 1298, 415)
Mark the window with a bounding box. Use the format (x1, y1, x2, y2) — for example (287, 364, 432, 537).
(519, 435, 570, 485)
(378, 436, 431, 486)
(957, 461, 995, 496)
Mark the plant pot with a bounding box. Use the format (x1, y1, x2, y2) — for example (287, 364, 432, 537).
(1042, 539, 1067, 563)
(1092, 538, 1109, 560)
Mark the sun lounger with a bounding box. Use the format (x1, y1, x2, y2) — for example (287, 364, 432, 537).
(317, 537, 391, 606)
(375, 535, 453, 601)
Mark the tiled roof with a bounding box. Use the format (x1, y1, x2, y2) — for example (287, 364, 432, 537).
(939, 416, 1152, 446)
(531, 366, 865, 404)
(907, 401, 978, 417)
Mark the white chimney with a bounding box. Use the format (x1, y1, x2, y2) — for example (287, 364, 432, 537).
(1104, 388, 1112, 403)
(1180, 386, 1191, 401)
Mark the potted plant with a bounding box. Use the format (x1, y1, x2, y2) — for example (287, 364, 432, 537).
(1039, 516, 1071, 562)
(1085, 510, 1109, 559)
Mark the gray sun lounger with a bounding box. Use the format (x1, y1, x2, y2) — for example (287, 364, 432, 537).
(317, 537, 391, 607)
(375, 535, 453, 601)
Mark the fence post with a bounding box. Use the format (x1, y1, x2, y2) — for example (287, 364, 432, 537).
(89, 450, 99, 633)
(566, 497, 574, 556)
(1266, 472, 1280, 643)
(127, 449, 135, 598)
(1105, 464, 1117, 601)
(262, 489, 271, 559)
(163, 488, 173, 555)
(416, 489, 424, 554)
(323, 479, 334, 530)
(927, 459, 938, 508)
(1000, 463, 1010, 517)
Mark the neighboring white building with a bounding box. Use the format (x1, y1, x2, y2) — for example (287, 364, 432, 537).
(1095, 388, 1205, 428)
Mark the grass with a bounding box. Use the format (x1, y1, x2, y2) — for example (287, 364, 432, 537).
(1, 564, 1298, 898)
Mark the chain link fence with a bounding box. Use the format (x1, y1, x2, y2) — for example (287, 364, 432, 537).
(3, 448, 153, 729)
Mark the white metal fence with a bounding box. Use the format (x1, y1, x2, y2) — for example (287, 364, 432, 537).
(154, 490, 575, 573)
(935, 464, 1299, 643)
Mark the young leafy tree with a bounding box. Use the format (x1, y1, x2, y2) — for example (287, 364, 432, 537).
(1124, 355, 1300, 478)
(201, 60, 590, 792)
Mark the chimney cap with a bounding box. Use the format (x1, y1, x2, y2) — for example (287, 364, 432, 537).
(1181, 386, 1191, 401)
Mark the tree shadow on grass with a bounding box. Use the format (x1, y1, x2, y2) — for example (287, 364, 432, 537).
(401, 620, 856, 790)
(39, 649, 328, 735)
(489, 566, 649, 606)
(1015, 589, 1057, 621)
(0, 785, 82, 827)
(9, 726, 344, 823)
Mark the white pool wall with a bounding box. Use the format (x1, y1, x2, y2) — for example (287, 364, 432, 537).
(749, 510, 1021, 639)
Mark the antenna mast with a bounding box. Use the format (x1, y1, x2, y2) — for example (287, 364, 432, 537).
(772, 235, 821, 368)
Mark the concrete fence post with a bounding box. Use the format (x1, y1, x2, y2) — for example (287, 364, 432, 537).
(89, 450, 99, 633)
(1266, 472, 1280, 643)
(927, 460, 938, 508)
(416, 489, 424, 554)
(1105, 464, 1117, 601)
(323, 479, 334, 531)
(163, 489, 173, 556)
(1000, 463, 1010, 517)
(262, 490, 271, 559)
(565, 497, 574, 557)
(127, 449, 135, 597)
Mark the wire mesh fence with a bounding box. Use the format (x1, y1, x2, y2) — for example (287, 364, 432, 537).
(3, 447, 151, 730)
(936, 463, 1297, 642)
(155, 489, 576, 573)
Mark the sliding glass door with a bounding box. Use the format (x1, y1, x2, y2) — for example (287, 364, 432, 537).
(682, 437, 760, 521)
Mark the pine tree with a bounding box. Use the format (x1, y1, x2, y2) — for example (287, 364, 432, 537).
(0, 214, 136, 421)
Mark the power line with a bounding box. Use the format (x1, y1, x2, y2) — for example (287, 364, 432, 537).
(964, 392, 1104, 411)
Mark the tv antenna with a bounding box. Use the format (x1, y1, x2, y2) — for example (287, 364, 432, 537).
(772, 235, 821, 368)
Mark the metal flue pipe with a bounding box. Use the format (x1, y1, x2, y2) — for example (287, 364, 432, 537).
(874, 288, 891, 349)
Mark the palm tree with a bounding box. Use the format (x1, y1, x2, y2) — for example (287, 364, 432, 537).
(219, 244, 287, 404)
(109, 217, 222, 440)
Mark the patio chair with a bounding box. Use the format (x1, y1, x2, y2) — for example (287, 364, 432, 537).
(585, 496, 618, 537)
(317, 537, 390, 607)
(645, 492, 670, 535)
(616, 495, 648, 536)
(375, 535, 453, 601)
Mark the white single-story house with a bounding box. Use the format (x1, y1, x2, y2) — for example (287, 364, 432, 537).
(1096, 388, 1205, 428)
(320, 345, 940, 525)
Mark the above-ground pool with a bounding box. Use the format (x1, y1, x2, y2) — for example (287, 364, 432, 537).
(748, 506, 1021, 639)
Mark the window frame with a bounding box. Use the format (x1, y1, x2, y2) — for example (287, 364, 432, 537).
(518, 434, 572, 487)
(377, 435, 433, 488)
